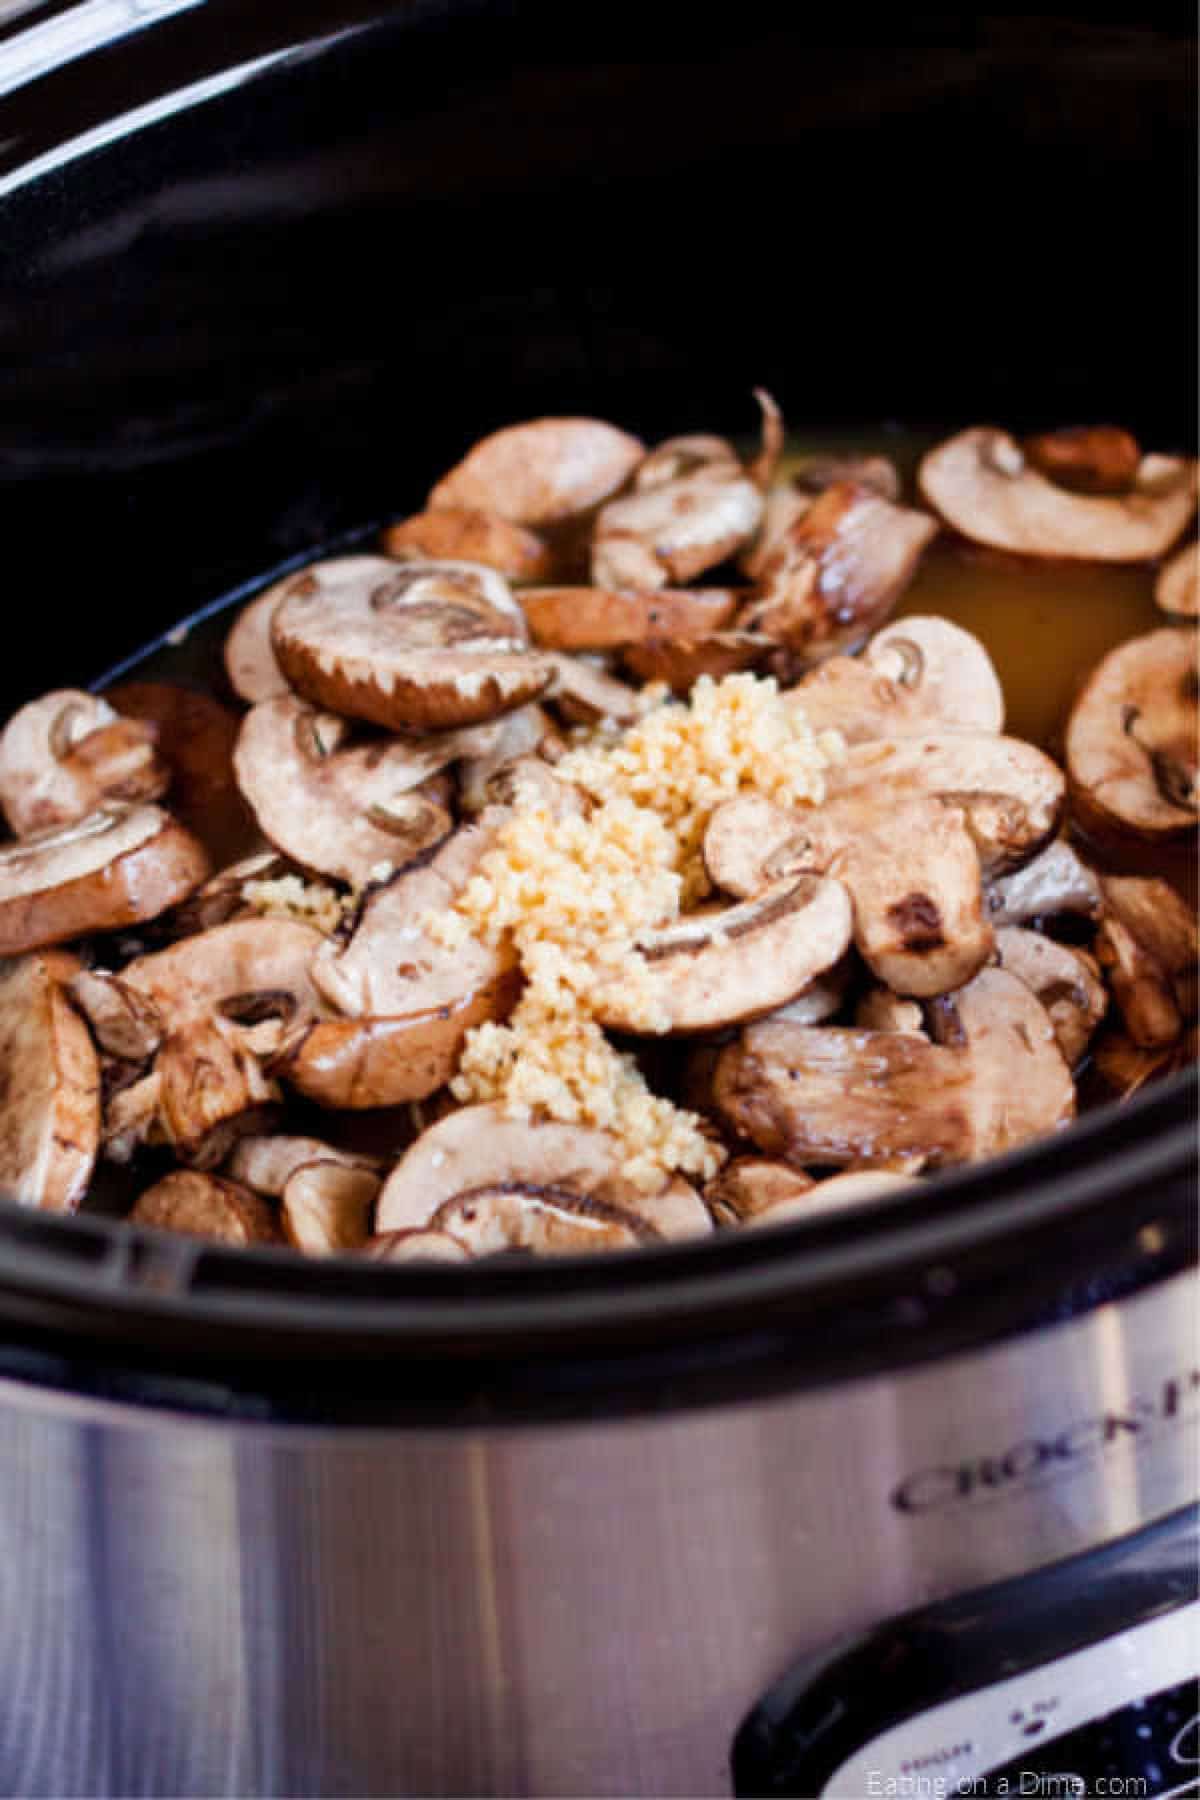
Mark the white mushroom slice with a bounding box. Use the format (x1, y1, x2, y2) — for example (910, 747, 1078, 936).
(366, 1228, 471, 1263)
(121, 917, 326, 1030)
(377, 1104, 634, 1232)
(228, 1133, 380, 1196)
(223, 586, 291, 703)
(480, 755, 582, 819)
(0, 805, 210, 957)
(621, 1175, 713, 1241)
(0, 689, 168, 838)
(790, 616, 1004, 742)
(102, 1068, 163, 1164)
(520, 584, 740, 652)
(918, 427, 1198, 560)
(544, 653, 643, 727)
(130, 1170, 282, 1246)
(69, 969, 164, 1061)
(739, 485, 813, 581)
(428, 1184, 652, 1257)
(1099, 875, 1198, 1019)
(593, 875, 853, 1034)
(927, 966, 1076, 1157)
(985, 839, 1103, 925)
(1156, 541, 1199, 618)
(704, 792, 992, 997)
(714, 1021, 972, 1168)
(591, 471, 764, 591)
(826, 734, 1066, 873)
(1023, 425, 1142, 495)
(1065, 628, 1197, 839)
(428, 418, 645, 526)
(380, 508, 555, 582)
(994, 926, 1108, 1066)
(790, 453, 902, 502)
(271, 556, 552, 733)
(748, 1170, 918, 1228)
(704, 1156, 815, 1225)
(737, 482, 938, 661)
(0, 952, 100, 1211)
(458, 705, 556, 812)
(233, 695, 458, 885)
(766, 961, 851, 1026)
(156, 1015, 281, 1167)
(633, 433, 741, 491)
(280, 1159, 381, 1256)
(854, 988, 926, 1035)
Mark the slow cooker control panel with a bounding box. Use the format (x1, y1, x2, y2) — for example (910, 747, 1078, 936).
(733, 1507, 1198, 1799)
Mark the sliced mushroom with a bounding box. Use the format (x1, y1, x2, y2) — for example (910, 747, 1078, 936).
(376, 1104, 636, 1232)
(223, 586, 291, 704)
(0, 804, 210, 957)
(593, 875, 853, 1034)
(765, 960, 851, 1026)
(365, 1228, 472, 1263)
(228, 1133, 380, 1195)
(927, 966, 1076, 1156)
(633, 434, 741, 491)
(520, 585, 740, 652)
(790, 453, 901, 502)
(130, 1170, 282, 1246)
(0, 690, 168, 838)
(479, 754, 582, 819)
(918, 427, 1198, 560)
(1023, 426, 1142, 496)
(1156, 541, 1199, 618)
(428, 1184, 652, 1257)
(428, 418, 645, 526)
(106, 681, 255, 866)
(984, 839, 1103, 926)
(1092, 1025, 1197, 1102)
(0, 951, 100, 1210)
(102, 1067, 163, 1164)
(592, 470, 764, 591)
(704, 1156, 815, 1225)
(790, 616, 1004, 742)
(1099, 875, 1198, 1019)
(747, 1169, 918, 1228)
(1065, 628, 1197, 839)
(280, 1158, 382, 1255)
(739, 485, 813, 582)
(233, 695, 458, 885)
(166, 851, 291, 937)
(156, 1014, 281, 1167)
(121, 916, 326, 1031)
(380, 508, 556, 581)
(544, 654, 644, 728)
(620, 1175, 713, 1241)
(854, 988, 926, 1035)
(620, 631, 771, 694)
(458, 705, 557, 811)
(271, 556, 553, 733)
(69, 968, 164, 1061)
(994, 926, 1107, 1066)
(737, 481, 938, 662)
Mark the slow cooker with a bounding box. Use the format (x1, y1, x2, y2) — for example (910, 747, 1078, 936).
(0, 6, 1196, 1795)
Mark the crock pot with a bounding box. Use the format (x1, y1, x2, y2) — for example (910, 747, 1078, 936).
(0, 7, 1195, 1795)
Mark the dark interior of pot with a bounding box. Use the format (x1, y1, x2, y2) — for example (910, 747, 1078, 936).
(0, 2, 1194, 1404)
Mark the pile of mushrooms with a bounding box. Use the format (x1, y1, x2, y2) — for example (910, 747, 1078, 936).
(0, 406, 1193, 1254)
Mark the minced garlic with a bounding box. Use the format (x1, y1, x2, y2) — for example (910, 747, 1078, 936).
(437, 673, 839, 1189)
(242, 872, 349, 936)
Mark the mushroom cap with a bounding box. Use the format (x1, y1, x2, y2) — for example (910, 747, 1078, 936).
(789, 616, 1004, 742)
(0, 689, 168, 838)
(520, 585, 740, 652)
(0, 804, 210, 956)
(543, 654, 643, 728)
(929, 966, 1075, 1157)
(1156, 541, 1199, 618)
(1023, 425, 1142, 496)
(105, 681, 255, 867)
(121, 916, 326, 1029)
(591, 470, 764, 591)
(280, 1158, 381, 1255)
(994, 925, 1107, 1066)
(271, 556, 553, 733)
(130, 1170, 282, 1246)
(223, 586, 291, 704)
(380, 508, 555, 582)
(984, 839, 1103, 926)
(620, 631, 771, 694)
(1093, 876, 1194, 1051)
(1099, 874, 1198, 1012)
(233, 695, 458, 885)
(0, 951, 99, 1211)
(1065, 627, 1198, 838)
(593, 875, 854, 1034)
(918, 427, 1198, 561)
(428, 418, 645, 526)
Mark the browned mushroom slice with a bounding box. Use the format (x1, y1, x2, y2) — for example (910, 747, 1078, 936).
(0, 951, 100, 1211)
(739, 486, 813, 582)
(746, 388, 786, 491)
(428, 1184, 651, 1257)
(927, 966, 1076, 1157)
(102, 1067, 163, 1164)
(994, 927, 1107, 1066)
(1023, 426, 1142, 495)
(271, 556, 552, 733)
(380, 508, 556, 581)
(592, 470, 765, 591)
(428, 418, 645, 526)
(130, 1170, 282, 1246)
(918, 428, 1198, 560)
(791, 453, 902, 502)
(165, 851, 291, 936)
(620, 1175, 713, 1241)
(156, 1015, 281, 1167)
(69, 969, 164, 1061)
(233, 695, 459, 885)
(377, 1104, 633, 1232)
(519, 585, 740, 652)
(1099, 875, 1198, 1019)
(1156, 541, 1199, 618)
(737, 481, 938, 661)
(366, 1228, 471, 1263)
(223, 587, 291, 704)
(1092, 1025, 1197, 1101)
(1065, 628, 1197, 839)
(593, 876, 853, 1034)
(790, 616, 1004, 742)
(748, 1169, 918, 1228)
(766, 961, 851, 1027)
(280, 1158, 382, 1255)
(704, 1156, 815, 1225)
(633, 434, 741, 491)
(121, 916, 326, 1030)
(826, 734, 1066, 873)
(229, 1133, 379, 1195)
(854, 988, 926, 1035)
(984, 839, 1103, 926)
(276, 973, 521, 1109)
(105, 681, 255, 866)
(544, 654, 644, 728)
(0, 805, 210, 957)
(0, 690, 169, 838)
(620, 631, 771, 694)
(714, 1020, 972, 1168)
